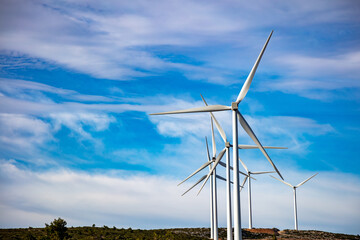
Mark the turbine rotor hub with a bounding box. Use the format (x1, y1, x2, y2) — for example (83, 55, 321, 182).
(225, 142, 231, 148)
(231, 102, 238, 110)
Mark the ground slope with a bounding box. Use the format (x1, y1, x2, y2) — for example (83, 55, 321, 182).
(0, 227, 359, 240)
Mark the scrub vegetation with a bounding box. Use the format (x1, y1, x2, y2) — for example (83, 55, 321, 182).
(0, 218, 359, 240)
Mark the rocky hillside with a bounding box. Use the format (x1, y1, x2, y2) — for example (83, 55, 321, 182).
(0, 227, 358, 240)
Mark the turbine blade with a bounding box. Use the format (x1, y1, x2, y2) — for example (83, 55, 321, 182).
(150, 105, 231, 115)
(205, 137, 211, 162)
(178, 161, 213, 186)
(201, 94, 227, 143)
(216, 175, 227, 182)
(236, 30, 273, 104)
(197, 148, 226, 195)
(211, 118, 216, 157)
(252, 171, 275, 175)
(218, 161, 253, 179)
(238, 144, 287, 149)
(270, 175, 293, 188)
(181, 175, 207, 196)
(237, 111, 284, 180)
(296, 173, 318, 188)
(241, 175, 248, 188)
(239, 156, 249, 173)
(218, 161, 228, 168)
(263, 146, 288, 149)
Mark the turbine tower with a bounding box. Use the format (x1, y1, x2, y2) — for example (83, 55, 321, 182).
(270, 173, 318, 230)
(238, 155, 283, 229)
(151, 31, 281, 240)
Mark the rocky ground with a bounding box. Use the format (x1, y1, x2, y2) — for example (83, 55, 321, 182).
(171, 227, 360, 240)
(0, 227, 359, 240)
(243, 228, 360, 240)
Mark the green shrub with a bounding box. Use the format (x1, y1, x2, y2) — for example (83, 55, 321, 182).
(45, 218, 69, 240)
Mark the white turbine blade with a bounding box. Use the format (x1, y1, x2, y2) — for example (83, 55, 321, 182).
(218, 174, 234, 184)
(236, 30, 273, 104)
(218, 161, 254, 179)
(263, 146, 288, 149)
(218, 161, 228, 168)
(270, 175, 293, 188)
(216, 175, 227, 182)
(238, 145, 287, 149)
(181, 175, 207, 196)
(296, 173, 318, 188)
(252, 171, 275, 175)
(205, 137, 211, 162)
(241, 176, 248, 189)
(178, 161, 213, 186)
(201, 94, 227, 143)
(150, 105, 231, 115)
(197, 148, 226, 195)
(239, 156, 249, 173)
(237, 111, 284, 180)
(211, 118, 216, 157)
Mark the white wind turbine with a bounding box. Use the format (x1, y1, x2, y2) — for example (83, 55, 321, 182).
(151, 31, 281, 240)
(201, 94, 286, 239)
(238, 158, 282, 229)
(178, 137, 220, 240)
(179, 120, 251, 240)
(270, 173, 318, 230)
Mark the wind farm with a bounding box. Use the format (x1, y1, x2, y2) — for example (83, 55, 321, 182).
(1, 0, 359, 239)
(150, 31, 322, 240)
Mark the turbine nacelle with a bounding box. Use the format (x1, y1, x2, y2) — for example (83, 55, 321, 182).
(231, 102, 238, 110)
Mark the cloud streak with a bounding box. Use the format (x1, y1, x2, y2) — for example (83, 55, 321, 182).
(0, 161, 359, 234)
(1, 0, 359, 84)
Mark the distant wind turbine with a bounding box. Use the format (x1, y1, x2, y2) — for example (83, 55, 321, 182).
(178, 136, 218, 239)
(239, 157, 280, 229)
(270, 173, 318, 230)
(179, 135, 251, 240)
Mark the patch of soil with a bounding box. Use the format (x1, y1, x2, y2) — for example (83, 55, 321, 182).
(245, 228, 279, 236)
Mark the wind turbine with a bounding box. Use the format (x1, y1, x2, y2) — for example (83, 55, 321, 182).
(270, 173, 318, 230)
(238, 157, 282, 229)
(200, 94, 286, 238)
(179, 117, 249, 240)
(151, 31, 280, 240)
(179, 135, 252, 240)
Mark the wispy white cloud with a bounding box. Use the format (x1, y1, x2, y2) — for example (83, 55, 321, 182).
(0, 0, 358, 82)
(0, 114, 53, 154)
(0, 79, 119, 158)
(49, 112, 115, 150)
(258, 51, 360, 100)
(0, 161, 210, 228)
(0, 161, 359, 234)
(0, 78, 337, 172)
(277, 52, 360, 80)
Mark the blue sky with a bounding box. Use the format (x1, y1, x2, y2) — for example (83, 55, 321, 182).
(0, 0, 359, 235)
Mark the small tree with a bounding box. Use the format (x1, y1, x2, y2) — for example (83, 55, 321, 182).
(45, 218, 69, 240)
